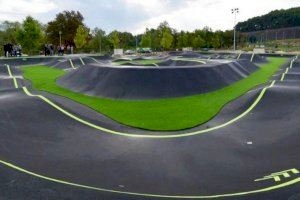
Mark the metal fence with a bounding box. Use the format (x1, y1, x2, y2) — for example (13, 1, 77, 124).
(241, 27, 300, 43)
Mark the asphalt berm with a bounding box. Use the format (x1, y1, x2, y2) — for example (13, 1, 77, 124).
(57, 59, 258, 99)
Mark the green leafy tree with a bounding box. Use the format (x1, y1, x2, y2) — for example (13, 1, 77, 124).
(0, 21, 21, 55)
(0, 21, 21, 43)
(140, 29, 152, 47)
(108, 30, 120, 49)
(46, 10, 85, 46)
(211, 31, 222, 49)
(236, 7, 300, 32)
(118, 32, 135, 49)
(74, 25, 88, 49)
(160, 28, 173, 50)
(88, 28, 106, 53)
(192, 35, 205, 49)
(177, 31, 189, 49)
(16, 16, 43, 55)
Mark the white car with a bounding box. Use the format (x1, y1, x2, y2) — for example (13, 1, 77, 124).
(125, 50, 135, 55)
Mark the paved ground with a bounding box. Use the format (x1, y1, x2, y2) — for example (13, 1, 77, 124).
(0, 55, 299, 200)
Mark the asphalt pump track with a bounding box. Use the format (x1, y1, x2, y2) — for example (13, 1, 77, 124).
(0, 56, 299, 199)
(57, 59, 259, 100)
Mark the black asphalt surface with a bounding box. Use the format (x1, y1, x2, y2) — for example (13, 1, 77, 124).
(57, 59, 258, 100)
(0, 55, 299, 200)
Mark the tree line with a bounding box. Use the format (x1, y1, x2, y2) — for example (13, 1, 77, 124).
(0, 10, 239, 55)
(237, 7, 300, 32)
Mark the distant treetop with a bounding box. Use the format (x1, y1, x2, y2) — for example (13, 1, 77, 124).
(236, 7, 300, 32)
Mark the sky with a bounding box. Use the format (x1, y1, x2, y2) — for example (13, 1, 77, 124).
(0, 0, 299, 35)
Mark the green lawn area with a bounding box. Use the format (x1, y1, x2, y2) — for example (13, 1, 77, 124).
(22, 57, 287, 131)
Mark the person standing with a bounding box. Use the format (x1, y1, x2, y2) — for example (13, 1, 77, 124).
(70, 45, 74, 54)
(61, 45, 65, 55)
(8, 43, 13, 57)
(67, 45, 71, 54)
(18, 44, 22, 56)
(3, 44, 7, 57)
(50, 44, 54, 56)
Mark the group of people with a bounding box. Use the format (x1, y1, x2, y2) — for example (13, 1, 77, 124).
(3, 43, 75, 57)
(3, 43, 22, 57)
(44, 44, 74, 56)
(44, 44, 55, 56)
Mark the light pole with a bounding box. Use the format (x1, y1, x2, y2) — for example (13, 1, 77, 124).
(135, 36, 138, 52)
(231, 8, 239, 52)
(99, 34, 102, 54)
(59, 31, 62, 47)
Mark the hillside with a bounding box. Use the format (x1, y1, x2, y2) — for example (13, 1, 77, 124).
(236, 7, 300, 32)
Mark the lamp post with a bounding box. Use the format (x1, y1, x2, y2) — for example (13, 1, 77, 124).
(99, 34, 102, 54)
(59, 31, 62, 46)
(135, 36, 138, 52)
(231, 8, 239, 52)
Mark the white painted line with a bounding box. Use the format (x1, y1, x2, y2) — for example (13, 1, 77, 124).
(69, 59, 76, 69)
(91, 57, 101, 64)
(237, 53, 242, 60)
(80, 57, 85, 65)
(250, 53, 255, 62)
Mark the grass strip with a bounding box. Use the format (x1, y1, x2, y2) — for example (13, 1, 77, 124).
(22, 57, 287, 131)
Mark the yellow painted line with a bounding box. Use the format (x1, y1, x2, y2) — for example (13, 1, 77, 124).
(3, 64, 297, 198)
(0, 159, 299, 199)
(255, 168, 299, 182)
(250, 53, 255, 62)
(290, 59, 294, 69)
(22, 80, 275, 139)
(280, 74, 286, 82)
(91, 57, 101, 64)
(4, 62, 278, 139)
(237, 53, 242, 60)
(79, 57, 85, 65)
(6, 64, 19, 89)
(172, 58, 207, 64)
(280, 68, 289, 82)
(69, 59, 76, 69)
(153, 63, 159, 67)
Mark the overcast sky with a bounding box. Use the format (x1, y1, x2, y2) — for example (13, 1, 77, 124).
(0, 0, 299, 34)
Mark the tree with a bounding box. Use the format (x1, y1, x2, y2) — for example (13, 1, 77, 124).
(177, 31, 189, 49)
(212, 31, 222, 49)
(192, 35, 205, 49)
(118, 32, 135, 49)
(46, 10, 85, 46)
(88, 28, 106, 53)
(16, 16, 43, 55)
(160, 28, 173, 50)
(236, 7, 300, 32)
(0, 21, 21, 44)
(108, 30, 120, 49)
(140, 29, 152, 47)
(74, 25, 89, 49)
(0, 21, 21, 55)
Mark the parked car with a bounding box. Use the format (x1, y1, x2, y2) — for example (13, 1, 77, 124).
(137, 48, 152, 53)
(125, 50, 135, 55)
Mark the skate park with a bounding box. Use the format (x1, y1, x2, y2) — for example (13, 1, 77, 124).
(1, 1, 300, 199)
(0, 52, 300, 199)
